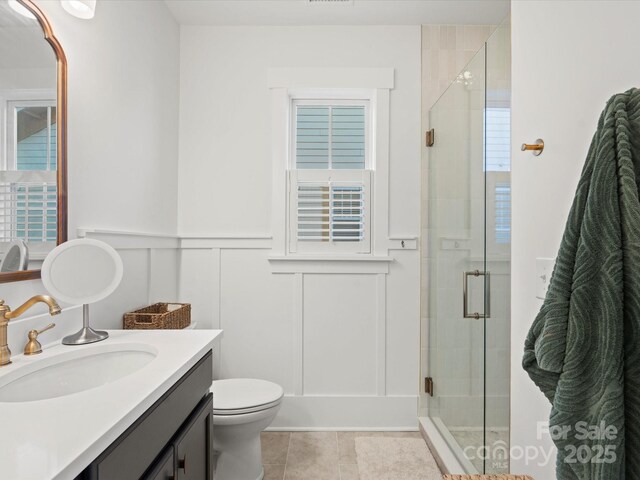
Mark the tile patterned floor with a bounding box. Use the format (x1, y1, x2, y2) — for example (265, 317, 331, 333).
(261, 431, 424, 480)
(450, 429, 509, 474)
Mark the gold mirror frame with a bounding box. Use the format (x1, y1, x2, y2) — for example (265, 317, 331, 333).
(0, 0, 68, 283)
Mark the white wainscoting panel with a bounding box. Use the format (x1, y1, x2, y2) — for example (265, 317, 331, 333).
(303, 273, 378, 396)
(79, 229, 181, 330)
(180, 242, 419, 428)
(68, 230, 420, 429)
(219, 249, 295, 394)
(386, 250, 421, 395)
(149, 248, 180, 304)
(179, 248, 220, 329)
(91, 249, 150, 330)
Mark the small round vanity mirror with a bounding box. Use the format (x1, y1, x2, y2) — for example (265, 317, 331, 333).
(0, 240, 29, 273)
(42, 238, 123, 304)
(42, 238, 123, 345)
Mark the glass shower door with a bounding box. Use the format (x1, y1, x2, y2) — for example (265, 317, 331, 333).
(426, 44, 488, 473)
(483, 19, 511, 475)
(424, 20, 511, 474)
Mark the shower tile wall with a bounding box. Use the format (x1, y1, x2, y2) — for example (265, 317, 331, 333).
(420, 25, 500, 422)
(421, 25, 494, 112)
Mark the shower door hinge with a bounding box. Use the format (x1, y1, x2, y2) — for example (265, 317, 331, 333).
(424, 377, 434, 396)
(425, 129, 435, 147)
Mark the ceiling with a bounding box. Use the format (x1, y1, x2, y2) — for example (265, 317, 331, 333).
(164, 0, 510, 26)
(0, 1, 37, 27)
(0, 2, 57, 69)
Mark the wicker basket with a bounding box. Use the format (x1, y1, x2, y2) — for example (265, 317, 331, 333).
(123, 303, 191, 330)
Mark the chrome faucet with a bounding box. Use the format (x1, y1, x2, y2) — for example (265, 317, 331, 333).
(0, 296, 61, 366)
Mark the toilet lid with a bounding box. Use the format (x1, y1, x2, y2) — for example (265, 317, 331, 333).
(211, 378, 283, 413)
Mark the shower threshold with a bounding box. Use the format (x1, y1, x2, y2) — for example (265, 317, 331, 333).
(419, 417, 473, 474)
(420, 417, 510, 475)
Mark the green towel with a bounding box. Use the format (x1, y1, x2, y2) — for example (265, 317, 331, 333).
(523, 88, 640, 480)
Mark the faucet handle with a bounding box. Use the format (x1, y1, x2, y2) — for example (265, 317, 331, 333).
(0, 299, 9, 317)
(24, 323, 56, 356)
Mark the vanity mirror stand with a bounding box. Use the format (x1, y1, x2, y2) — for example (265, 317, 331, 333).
(63, 304, 108, 345)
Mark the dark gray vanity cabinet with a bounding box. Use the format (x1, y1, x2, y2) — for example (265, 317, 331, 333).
(142, 447, 174, 480)
(77, 351, 213, 480)
(173, 395, 214, 480)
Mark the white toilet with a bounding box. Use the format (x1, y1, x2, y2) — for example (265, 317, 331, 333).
(211, 378, 284, 480)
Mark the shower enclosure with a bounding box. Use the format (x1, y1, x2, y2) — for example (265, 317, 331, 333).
(420, 21, 511, 474)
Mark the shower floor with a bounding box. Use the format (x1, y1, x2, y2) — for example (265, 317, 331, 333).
(450, 428, 510, 474)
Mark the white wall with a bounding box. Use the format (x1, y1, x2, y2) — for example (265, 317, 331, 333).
(510, 1, 640, 476)
(178, 26, 422, 428)
(1, 0, 180, 354)
(46, 0, 180, 237)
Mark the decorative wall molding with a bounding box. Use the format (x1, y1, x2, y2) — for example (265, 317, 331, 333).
(77, 228, 179, 249)
(76, 227, 419, 428)
(376, 273, 387, 396)
(78, 228, 273, 250)
(78, 228, 414, 259)
(292, 273, 304, 396)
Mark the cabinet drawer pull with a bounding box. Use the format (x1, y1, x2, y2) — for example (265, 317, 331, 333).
(178, 454, 187, 474)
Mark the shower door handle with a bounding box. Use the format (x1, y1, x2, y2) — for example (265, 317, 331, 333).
(463, 270, 490, 319)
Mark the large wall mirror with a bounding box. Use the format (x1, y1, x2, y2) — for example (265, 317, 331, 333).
(0, 0, 67, 283)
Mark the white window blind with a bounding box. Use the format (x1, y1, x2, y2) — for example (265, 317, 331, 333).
(289, 170, 371, 253)
(0, 172, 57, 243)
(2, 100, 58, 244)
(495, 182, 511, 244)
(289, 98, 372, 254)
(295, 104, 367, 169)
(485, 107, 510, 172)
(297, 183, 365, 242)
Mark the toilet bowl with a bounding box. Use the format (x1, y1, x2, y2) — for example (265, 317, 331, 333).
(211, 378, 284, 480)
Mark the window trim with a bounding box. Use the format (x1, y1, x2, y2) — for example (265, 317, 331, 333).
(268, 67, 394, 262)
(6, 99, 57, 171)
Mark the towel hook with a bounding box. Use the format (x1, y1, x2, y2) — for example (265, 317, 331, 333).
(521, 138, 544, 156)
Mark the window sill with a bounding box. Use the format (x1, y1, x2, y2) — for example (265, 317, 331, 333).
(268, 254, 393, 274)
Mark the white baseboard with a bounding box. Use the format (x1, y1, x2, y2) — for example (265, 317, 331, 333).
(269, 395, 419, 430)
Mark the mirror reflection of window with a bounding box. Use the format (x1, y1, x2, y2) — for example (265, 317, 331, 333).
(0, 0, 62, 276)
(15, 104, 57, 171)
(484, 106, 511, 255)
(1, 100, 57, 245)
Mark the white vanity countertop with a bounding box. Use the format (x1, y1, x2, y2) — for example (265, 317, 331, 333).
(0, 329, 223, 480)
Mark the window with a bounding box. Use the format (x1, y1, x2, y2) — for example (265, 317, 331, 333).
(485, 106, 511, 251)
(485, 107, 510, 172)
(0, 100, 57, 244)
(288, 99, 372, 254)
(268, 68, 393, 262)
(494, 182, 511, 244)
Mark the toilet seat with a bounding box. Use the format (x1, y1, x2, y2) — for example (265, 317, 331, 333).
(212, 378, 284, 416)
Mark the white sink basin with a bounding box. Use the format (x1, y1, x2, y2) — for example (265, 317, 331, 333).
(0, 343, 157, 402)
